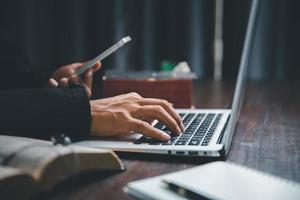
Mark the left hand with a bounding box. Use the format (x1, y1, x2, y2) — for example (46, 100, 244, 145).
(48, 61, 101, 97)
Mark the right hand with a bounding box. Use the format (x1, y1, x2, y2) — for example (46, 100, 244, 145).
(89, 92, 184, 141)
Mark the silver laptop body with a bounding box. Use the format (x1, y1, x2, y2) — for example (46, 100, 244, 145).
(75, 0, 259, 158)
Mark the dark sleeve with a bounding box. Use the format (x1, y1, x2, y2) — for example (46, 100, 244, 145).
(0, 85, 91, 141)
(0, 69, 55, 90)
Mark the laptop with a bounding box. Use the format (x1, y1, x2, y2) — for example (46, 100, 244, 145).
(75, 0, 259, 158)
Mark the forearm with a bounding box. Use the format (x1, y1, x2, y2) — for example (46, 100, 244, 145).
(0, 85, 91, 141)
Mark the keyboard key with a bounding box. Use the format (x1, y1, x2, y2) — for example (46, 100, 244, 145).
(191, 136, 203, 140)
(175, 140, 187, 145)
(170, 136, 179, 140)
(201, 141, 209, 146)
(188, 140, 201, 145)
(162, 140, 176, 145)
(163, 128, 178, 137)
(154, 122, 164, 130)
(178, 135, 192, 140)
(183, 132, 194, 136)
(184, 128, 196, 135)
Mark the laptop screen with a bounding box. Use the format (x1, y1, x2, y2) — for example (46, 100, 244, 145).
(223, 0, 260, 155)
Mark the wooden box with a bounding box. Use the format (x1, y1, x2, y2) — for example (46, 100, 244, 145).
(103, 71, 196, 108)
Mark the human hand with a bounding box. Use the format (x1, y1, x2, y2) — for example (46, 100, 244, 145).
(48, 61, 101, 97)
(89, 93, 185, 141)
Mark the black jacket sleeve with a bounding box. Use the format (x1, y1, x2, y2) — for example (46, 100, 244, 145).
(0, 85, 91, 141)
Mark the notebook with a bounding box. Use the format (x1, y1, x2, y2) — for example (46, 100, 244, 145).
(124, 161, 300, 200)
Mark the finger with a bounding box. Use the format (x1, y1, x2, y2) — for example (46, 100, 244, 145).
(126, 92, 142, 99)
(143, 118, 155, 125)
(134, 105, 182, 135)
(92, 61, 102, 72)
(139, 99, 184, 131)
(68, 75, 80, 85)
(129, 118, 170, 141)
(83, 68, 93, 90)
(48, 78, 59, 87)
(59, 78, 69, 88)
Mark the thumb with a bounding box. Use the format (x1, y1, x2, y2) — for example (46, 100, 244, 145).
(82, 68, 93, 97)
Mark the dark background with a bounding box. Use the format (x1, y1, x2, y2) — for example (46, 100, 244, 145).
(0, 0, 299, 96)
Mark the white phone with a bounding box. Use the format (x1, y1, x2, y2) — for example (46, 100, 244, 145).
(74, 36, 132, 76)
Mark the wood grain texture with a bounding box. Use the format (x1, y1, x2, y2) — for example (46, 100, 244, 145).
(44, 80, 300, 200)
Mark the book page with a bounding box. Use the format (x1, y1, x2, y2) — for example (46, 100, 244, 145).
(0, 135, 124, 190)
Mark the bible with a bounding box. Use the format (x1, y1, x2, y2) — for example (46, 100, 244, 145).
(0, 135, 124, 200)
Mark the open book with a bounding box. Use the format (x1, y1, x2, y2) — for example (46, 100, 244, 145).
(0, 135, 124, 200)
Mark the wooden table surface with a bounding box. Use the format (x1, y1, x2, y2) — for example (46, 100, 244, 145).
(44, 79, 300, 200)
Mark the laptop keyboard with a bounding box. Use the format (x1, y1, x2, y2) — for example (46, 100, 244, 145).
(135, 113, 222, 146)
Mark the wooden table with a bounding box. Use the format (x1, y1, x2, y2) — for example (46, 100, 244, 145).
(44, 79, 300, 200)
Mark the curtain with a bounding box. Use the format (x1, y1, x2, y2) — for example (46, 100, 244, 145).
(0, 0, 298, 97)
(0, 0, 214, 74)
(223, 0, 300, 81)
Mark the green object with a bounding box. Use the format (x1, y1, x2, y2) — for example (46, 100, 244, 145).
(160, 60, 175, 71)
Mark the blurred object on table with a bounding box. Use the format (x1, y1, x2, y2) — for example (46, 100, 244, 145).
(103, 63, 196, 108)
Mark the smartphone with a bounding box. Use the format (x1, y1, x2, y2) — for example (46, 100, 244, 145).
(74, 36, 132, 76)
